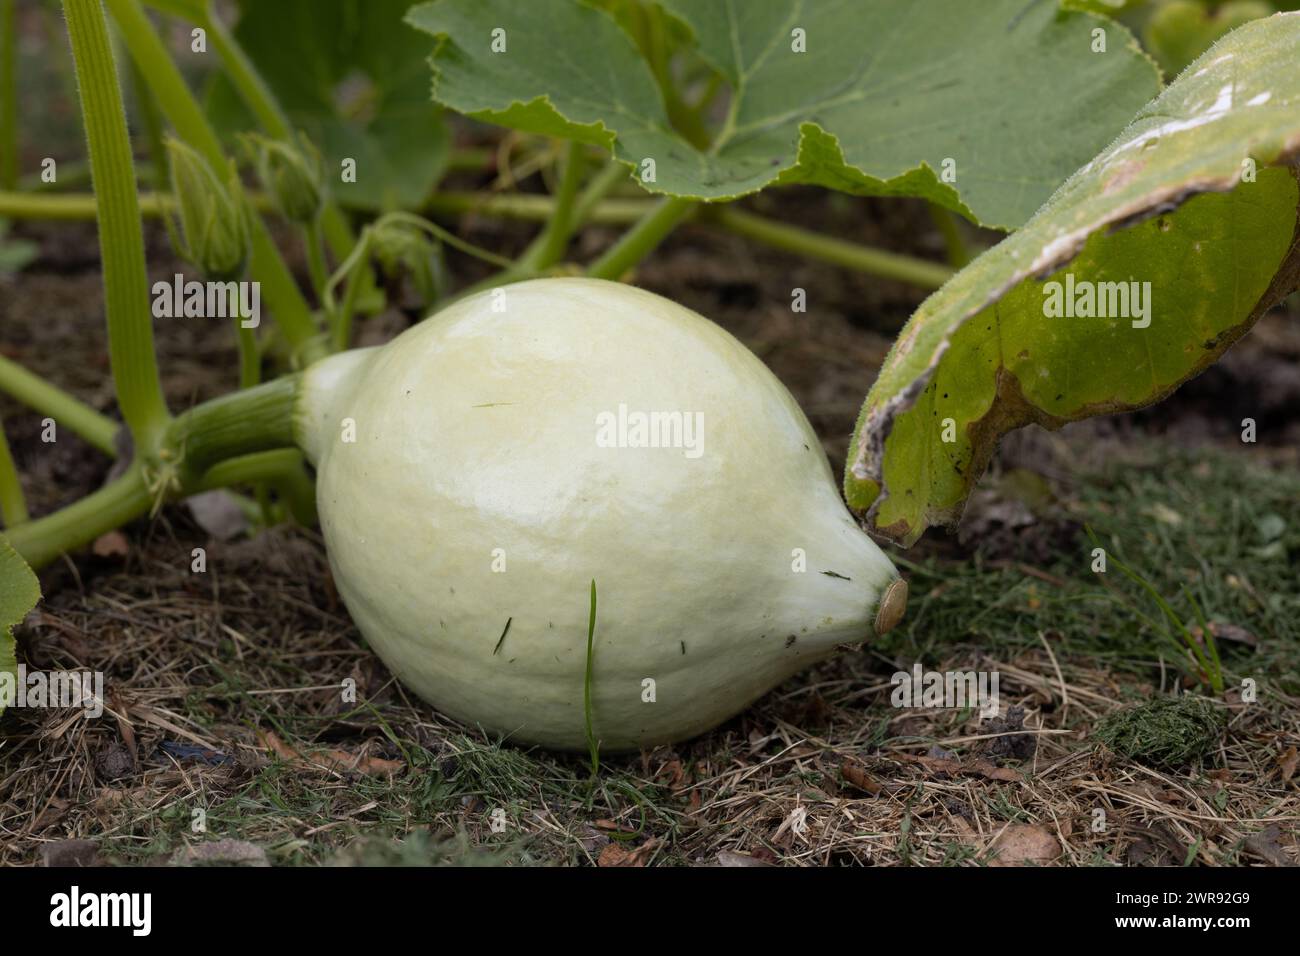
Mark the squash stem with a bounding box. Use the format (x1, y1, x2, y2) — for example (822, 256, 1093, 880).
(64, 0, 171, 454)
(165, 373, 301, 481)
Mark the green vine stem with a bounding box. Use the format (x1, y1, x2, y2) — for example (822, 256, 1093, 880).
(6, 444, 312, 569)
(236, 321, 260, 390)
(20, 159, 96, 191)
(351, 216, 495, 272)
(0, 422, 28, 526)
(328, 212, 514, 342)
(444, 146, 494, 173)
(200, 0, 287, 134)
(7, 374, 309, 567)
(0, 0, 16, 190)
(303, 219, 328, 302)
(928, 201, 972, 268)
(0, 188, 274, 219)
(64, 0, 171, 453)
(0, 354, 119, 455)
(706, 206, 955, 290)
(127, 55, 169, 193)
(5, 460, 151, 569)
(572, 162, 633, 225)
(432, 190, 649, 225)
(514, 141, 587, 274)
(164, 374, 298, 481)
(192, 0, 369, 304)
(4, 187, 644, 223)
(104, 0, 323, 362)
(195, 448, 316, 524)
(587, 196, 696, 281)
(329, 238, 368, 352)
(2, 182, 960, 290)
(14, 148, 486, 193)
(453, 146, 605, 303)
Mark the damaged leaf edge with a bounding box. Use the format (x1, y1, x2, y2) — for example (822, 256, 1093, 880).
(849, 143, 1300, 547)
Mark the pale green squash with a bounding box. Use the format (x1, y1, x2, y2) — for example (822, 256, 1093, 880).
(295, 279, 904, 750)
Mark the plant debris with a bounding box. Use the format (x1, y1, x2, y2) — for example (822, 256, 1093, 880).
(1093, 695, 1227, 769)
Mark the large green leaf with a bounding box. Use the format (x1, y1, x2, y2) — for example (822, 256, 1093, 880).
(845, 13, 1300, 545)
(0, 534, 40, 719)
(407, 0, 1160, 228)
(205, 0, 450, 212)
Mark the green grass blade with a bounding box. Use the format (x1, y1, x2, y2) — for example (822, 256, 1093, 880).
(584, 579, 599, 776)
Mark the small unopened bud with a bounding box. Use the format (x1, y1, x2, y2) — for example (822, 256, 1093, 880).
(242, 132, 323, 224)
(165, 138, 250, 281)
(369, 217, 445, 305)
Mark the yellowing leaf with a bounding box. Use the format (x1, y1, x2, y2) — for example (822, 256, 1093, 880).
(846, 14, 1300, 544)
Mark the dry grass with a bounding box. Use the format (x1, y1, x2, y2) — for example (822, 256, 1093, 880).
(4, 585, 1298, 867)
